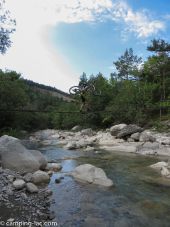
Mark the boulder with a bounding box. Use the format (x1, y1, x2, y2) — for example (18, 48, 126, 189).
(45, 163, 62, 172)
(150, 161, 168, 170)
(70, 164, 113, 187)
(31, 170, 50, 184)
(117, 124, 143, 138)
(139, 131, 156, 142)
(1, 140, 40, 173)
(0, 136, 47, 173)
(131, 132, 140, 141)
(28, 150, 47, 170)
(13, 179, 26, 190)
(110, 124, 127, 136)
(81, 128, 94, 136)
(64, 141, 77, 150)
(26, 183, 38, 193)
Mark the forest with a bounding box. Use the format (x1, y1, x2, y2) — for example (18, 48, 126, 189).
(0, 39, 170, 135)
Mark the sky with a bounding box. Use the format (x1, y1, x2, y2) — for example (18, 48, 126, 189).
(0, 0, 170, 92)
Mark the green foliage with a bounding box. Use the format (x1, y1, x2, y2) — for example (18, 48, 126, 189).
(0, 0, 16, 54)
(0, 40, 170, 132)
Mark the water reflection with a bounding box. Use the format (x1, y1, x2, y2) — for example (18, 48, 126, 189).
(42, 147, 170, 227)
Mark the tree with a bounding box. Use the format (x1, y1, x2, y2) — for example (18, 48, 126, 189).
(0, 0, 16, 54)
(113, 48, 142, 80)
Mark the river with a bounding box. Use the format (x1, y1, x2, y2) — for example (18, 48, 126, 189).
(40, 145, 170, 227)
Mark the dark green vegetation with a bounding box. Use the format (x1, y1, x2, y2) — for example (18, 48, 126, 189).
(0, 39, 170, 134)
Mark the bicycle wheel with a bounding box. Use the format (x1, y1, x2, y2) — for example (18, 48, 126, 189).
(69, 86, 81, 95)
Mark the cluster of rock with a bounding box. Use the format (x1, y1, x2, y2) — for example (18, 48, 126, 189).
(0, 167, 54, 222)
(0, 134, 62, 222)
(32, 124, 170, 157)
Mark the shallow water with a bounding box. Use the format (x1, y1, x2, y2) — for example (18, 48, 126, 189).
(41, 146, 170, 227)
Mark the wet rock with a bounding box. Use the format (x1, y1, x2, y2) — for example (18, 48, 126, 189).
(71, 164, 113, 187)
(26, 183, 38, 193)
(13, 179, 26, 190)
(31, 170, 50, 185)
(46, 163, 62, 172)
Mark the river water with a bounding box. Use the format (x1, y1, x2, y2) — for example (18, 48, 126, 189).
(40, 146, 170, 227)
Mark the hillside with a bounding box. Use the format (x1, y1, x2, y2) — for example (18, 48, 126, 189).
(24, 79, 73, 102)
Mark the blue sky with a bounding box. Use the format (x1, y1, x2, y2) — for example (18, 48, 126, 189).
(0, 0, 170, 91)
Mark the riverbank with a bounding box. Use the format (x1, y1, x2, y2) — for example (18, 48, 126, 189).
(30, 124, 170, 157)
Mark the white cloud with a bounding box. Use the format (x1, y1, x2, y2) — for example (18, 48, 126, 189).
(111, 1, 165, 38)
(0, 0, 113, 91)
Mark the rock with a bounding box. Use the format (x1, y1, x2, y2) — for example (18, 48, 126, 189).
(26, 183, 38, 193)
(71, 125, 81, 132)
(161, 167, 170, 177)
(131, 132, 140, 141)
(81, 128, 94, 136)
(55, 178, 61, 184)
(28, 150, 47, 170)
(110, 124, 127, 136)
(117, 124, 143, 138)
(84, 146, 95, 152)
(47, 171, 53, 176)
(7, 175, 15, 183)
(0, 137, 46, 173)
(150, 161, 168, 170)
(139, 131, 156, 142)
(64, 141, 77, 150)
(46, 163, 62, 172)
(13, 179, 26, 190)
(127, 138, 135, 142)
(23, 173, 33, 182)
(100, 144, 137, 153)
(71, 164, 113, 187)
(142, 142, 159, 149)
(31, 170, 50, 185)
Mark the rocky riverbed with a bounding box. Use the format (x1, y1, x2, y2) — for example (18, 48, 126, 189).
(0, 123, 170, 225)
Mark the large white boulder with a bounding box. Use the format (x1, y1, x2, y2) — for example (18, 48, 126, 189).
(0, 135, 47, 173)
(70, 164, 113, 187)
